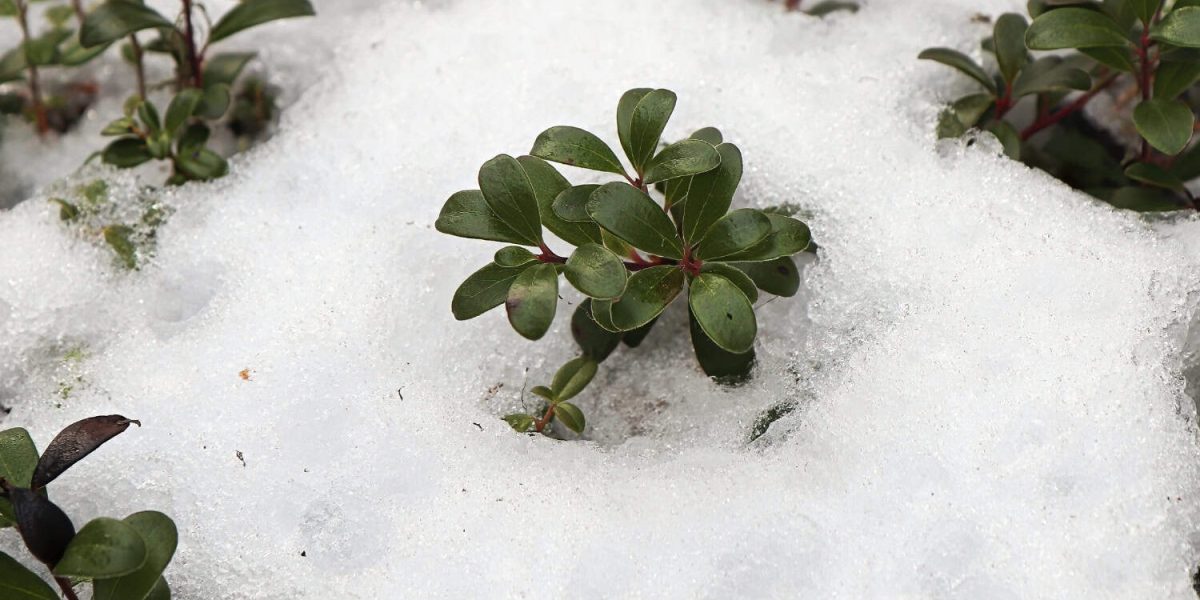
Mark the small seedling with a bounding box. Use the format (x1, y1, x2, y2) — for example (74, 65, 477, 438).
(437, 88, 813, 436)
(78, 0, 314, 185)
(778, 0, 859, 17)
(0, 415, 178, 600)
(921, 1, 1200, 211)
(0, 0, 109, 135)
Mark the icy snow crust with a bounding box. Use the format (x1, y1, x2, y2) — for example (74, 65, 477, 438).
(3, 0, 1200, 597)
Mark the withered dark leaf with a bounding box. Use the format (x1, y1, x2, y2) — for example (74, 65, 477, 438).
(10, 487, 75, 566)
(32, 415, 140, 489)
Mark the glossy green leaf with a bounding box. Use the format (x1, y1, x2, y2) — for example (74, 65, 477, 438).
(586, 182, 683, 259)
(102, 138, 153, 168)
(1155, 54, 1200, 99)
(164, 88, 202, 134)
(1012, 56, 1091, 97)
(642, 140, 721, 184)
(554, 402, 585, 433)
(1129, 0, 1161, 25)
(104, 226, 137, 269)
(505, 263, 558, 340)
(1125, 162, 1187, 194)
(590, 298, 620, 333)
(175, 148, 228, 181)
(436, 190, 528, 245)
(565, 244, 627, 300)
(93, 511, 178, 600)
(715, 216, 811, 262)
(23, 30, 69, 66)
(516, 155, 601, 247)
(208, 0, 316, 43)
(807, 1, 858, 16)
(680, 143, 743, 244)
(203, 52, 256, 87)
(450, 262, 526, 320)
(552, 184, 599, 223)
(732, 257, 801, 297)
(80, 1, 172, 48)
(571, 300, 621, 361)
(621, 317, 658, 348)
(688, 272, 756, 354)
(551, 357, 597, 402)
(936, 93, 995, 139)
(1080, 46, 1137, 72)
(54, 517, 147, 578)
(689, 309, 755, 382)
(1025, 8, 1131, 49)
(1170, 138, 1200, 180)
(494, 246, 536, 267)
(988, 120, 1022, 160)
(530, 386, 555, 401)
(609, 265, 684, 331)
(478, 154, 543, 246)
(0, 428, 38, 488)
(0, 550, 58, 600)
(1133, 98, 1194, 155)
(101, 117, 135, 136)
(57, 36, 111, 67)
(195, 83, 232, 120)
(994, 13, 1030, 83)
(1106, 185, 1184, 211)
(627, 89, 677, 172)
(1152, 6, 1200, 47)
(145, 578, 169, 600)
(530, 126, 626, 175)
(918, 48, 996, 93)
(616, 88, 653, 167)
(695, 208, 772, 261)
(177, 123, 210, 156)
(690, 127, 722, 145)
(700, 263, 758, 303)
(503, 414, 535, 432)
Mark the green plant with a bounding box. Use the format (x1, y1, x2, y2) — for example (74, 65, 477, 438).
(78, 0, 315, 184)
(0, 415, 178, 600)
(0, 0, 109, 135)
(780, 0, 859, 17)
(436, 88, 813, 436)
(49, 178, 168, 269)
(920, 0, 1200, 211)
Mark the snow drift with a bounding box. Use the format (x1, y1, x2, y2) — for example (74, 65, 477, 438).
(2, 0, 1200, 597)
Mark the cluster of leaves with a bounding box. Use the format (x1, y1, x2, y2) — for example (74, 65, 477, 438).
(49, 178, 168, 269)
(0, 0, 108, 134)
(778, 0, 859, 17)
(437, 88, 812, 436)
(0, 0, 312, 185)
(921, 0, 1200, 211)
(80, 0, 314, 184)
(1, 416, 178, 600)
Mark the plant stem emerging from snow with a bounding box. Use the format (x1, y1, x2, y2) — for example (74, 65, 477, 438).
(14, 0, 48, 136)
(129, 34, 147, 100)
(54, 577, 80, 600)
(181, 0, 204, 88)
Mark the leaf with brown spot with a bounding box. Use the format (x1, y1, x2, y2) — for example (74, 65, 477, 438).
(10, 487, 75, 566)
(32, 415, 139, 489)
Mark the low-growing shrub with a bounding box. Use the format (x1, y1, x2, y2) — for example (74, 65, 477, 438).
(0, 415, 178, 600)
(437, 88, 813, 436)
(921, 0, 1200, 211)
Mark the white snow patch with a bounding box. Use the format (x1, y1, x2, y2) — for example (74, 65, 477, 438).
(1, 0, 1200, 598)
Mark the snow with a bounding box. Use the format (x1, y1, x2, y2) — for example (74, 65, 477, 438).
(2, 0, 1200, 597)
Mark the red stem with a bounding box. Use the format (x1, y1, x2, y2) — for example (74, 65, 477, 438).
(55, 577, 80, 600)
(14, 0, 48, 136)
(1020, 73, 1119, 141)
(181, 0, 204, 88)
(1136, 21, 1156, 162)
(533, 404, 555, 432)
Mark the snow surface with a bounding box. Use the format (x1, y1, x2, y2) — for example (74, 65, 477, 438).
(3, 0, 1200, 597)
